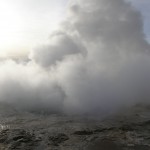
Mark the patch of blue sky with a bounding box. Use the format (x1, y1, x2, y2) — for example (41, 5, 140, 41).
(127, 0, 150, 42)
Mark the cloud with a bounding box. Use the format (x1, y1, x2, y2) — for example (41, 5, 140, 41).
(0, 0, 150, 116)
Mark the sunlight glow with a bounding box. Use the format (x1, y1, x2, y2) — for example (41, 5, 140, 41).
(0, 0, 66, 58)
(0, 2, 23, 57)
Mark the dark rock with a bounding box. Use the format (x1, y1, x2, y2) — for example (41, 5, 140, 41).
(140, 120, 150, 126)
(133, 145, 150, 150)
(86, 138, 122, 150)
(119, 124, 134, 131)
(0, 104, 150, 150)
(73, 130, 93, 135)
(48, 133, 69, 146)
(124, 145, 150, 150)
(0, 129, 36, 149)
(93, 127, 115, 133)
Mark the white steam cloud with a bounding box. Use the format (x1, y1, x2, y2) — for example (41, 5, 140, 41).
(1, 0, 150, 115)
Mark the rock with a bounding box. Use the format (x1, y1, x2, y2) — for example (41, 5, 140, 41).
(48, 133, 69, 146)
(86, 138, 122, 150)
(73, 130, 93, 135)
(0, 104, 150, 149)
(0, 129, 36, 149)
(119, 124, 134, 131)
(127, 143, 134, 147)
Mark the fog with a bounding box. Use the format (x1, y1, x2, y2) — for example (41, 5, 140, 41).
(0, 0, 150, 116)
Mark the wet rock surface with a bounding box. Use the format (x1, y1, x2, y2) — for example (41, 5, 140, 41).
(0, 129, 36, 149)
(48, 133, 69, 146)
(0, 104, 150, 150)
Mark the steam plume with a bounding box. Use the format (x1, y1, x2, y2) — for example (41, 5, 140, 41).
(1, 0, 150, 115)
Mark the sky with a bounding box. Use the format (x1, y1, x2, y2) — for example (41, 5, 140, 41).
(0, 0, 150, 116)
(128, 0, 150, 41)
(0, 0, 149, 58)
(0, 0, 68, 58)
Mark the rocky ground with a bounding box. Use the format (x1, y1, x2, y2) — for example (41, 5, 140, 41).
(0, 103, 150, 150)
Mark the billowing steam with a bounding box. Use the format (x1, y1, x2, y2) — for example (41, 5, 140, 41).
(0, 0, 150, 115)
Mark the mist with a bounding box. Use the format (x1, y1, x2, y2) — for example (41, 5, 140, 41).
(1, 0, 150, 116)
